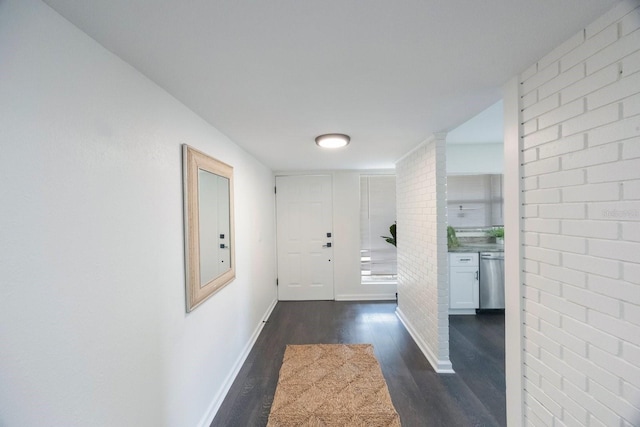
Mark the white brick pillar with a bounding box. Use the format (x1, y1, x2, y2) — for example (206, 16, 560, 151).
(395, 133, 452, 373)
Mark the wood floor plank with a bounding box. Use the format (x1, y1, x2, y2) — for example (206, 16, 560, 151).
(211, 301, 506, 427)
(449, 313, 507, 426)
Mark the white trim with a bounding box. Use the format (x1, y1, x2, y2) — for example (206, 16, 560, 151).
(273, 168, 395, 176)
(396, 307, 455, 374)
(335, 293, 397, 301)
(197, 298, 278, 427)
(503, 77, 525, 426)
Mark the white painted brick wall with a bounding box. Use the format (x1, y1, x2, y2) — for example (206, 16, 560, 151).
(395, 136, 450, 370)
(520, 2, 640, 425)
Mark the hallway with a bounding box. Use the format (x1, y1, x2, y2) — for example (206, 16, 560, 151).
(212, 301, 505, 426)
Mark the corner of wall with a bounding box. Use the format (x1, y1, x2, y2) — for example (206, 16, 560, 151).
(395, 135, 451, 372)
(503, 76, 525, 426)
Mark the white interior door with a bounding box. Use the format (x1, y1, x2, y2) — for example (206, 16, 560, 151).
(276, 175, 334, 300)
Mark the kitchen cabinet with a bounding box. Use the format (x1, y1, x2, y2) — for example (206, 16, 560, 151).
(449, 252, 479, 314)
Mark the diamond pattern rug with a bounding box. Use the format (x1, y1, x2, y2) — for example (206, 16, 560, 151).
(267, 344, 401, 426)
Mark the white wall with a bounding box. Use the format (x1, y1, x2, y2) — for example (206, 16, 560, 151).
(446, 143, 504, 175)
(0, 1, 277, 426)
(395, 135, 452, 373)
(503, 76, 525, 426)
(516, 1, 640, 425)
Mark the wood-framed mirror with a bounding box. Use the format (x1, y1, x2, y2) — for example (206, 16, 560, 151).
(183, 144, 235, 312)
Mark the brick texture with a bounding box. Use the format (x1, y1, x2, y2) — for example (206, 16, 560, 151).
(395, 136, 450, 369)
(520, 2, 640, 426)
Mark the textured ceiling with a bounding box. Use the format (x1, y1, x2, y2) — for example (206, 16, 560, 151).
(44, 0, 619, 170)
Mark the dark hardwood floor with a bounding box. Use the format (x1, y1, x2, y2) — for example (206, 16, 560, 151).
(211, 301, 505, 427)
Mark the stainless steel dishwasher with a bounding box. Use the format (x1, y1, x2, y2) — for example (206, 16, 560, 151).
(479, 252, 505, 310)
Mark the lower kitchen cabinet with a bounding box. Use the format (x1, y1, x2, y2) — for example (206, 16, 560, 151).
(449, 252, 479, 314)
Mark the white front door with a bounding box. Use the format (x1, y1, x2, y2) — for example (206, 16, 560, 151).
(276, 175, 334, 300)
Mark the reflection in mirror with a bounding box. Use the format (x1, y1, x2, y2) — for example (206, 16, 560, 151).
(183, 145, 235, 312)
(198, 169, 231, 285)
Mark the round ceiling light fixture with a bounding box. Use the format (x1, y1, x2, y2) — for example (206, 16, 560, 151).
(315, 133, 350, 149)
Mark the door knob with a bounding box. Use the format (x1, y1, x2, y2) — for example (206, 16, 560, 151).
(322, 242, 332, 248)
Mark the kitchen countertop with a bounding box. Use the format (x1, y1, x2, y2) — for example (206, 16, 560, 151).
(448, 243, 504, 253)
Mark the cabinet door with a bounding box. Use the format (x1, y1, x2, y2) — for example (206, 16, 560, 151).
(450, 266, 479, 309)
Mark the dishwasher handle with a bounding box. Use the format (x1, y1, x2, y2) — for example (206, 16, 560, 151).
(481, 252, 504, 260)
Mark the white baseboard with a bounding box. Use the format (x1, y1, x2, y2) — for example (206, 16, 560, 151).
(197, 298, 278, 427)
(395, 307, 455, 374)
(335, 293, 397, 301)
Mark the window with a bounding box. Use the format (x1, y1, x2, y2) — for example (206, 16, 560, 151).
(360, 175, 397, 283)
(447, 174, 503, 228)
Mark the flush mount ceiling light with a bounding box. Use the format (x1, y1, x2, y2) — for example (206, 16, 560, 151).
(315, 133, 350, 149)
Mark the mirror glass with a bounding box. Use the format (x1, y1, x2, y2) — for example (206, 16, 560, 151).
(198, 169, 231, 285)
(183, 145, 235, 311)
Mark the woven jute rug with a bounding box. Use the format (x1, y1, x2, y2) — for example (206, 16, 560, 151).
(267, 344, 401, 426)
